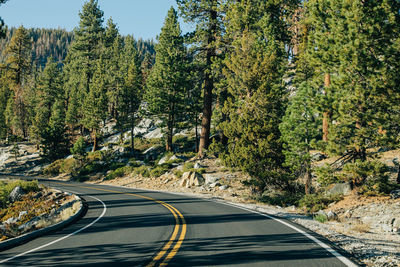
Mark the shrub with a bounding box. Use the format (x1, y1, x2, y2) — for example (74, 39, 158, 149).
(60, 158, 79, 173)
(172, 169, 183, 178)
(0, 180, 40, 208)
(299, 193, 343, 213)
(132, 166, 151, 177)
(150, 165, 170, 177)
(71, 137, 87, 163)
(79, 162, 104, 176)
(315, 164, 340, 187)
(182, 162, 194, 172)
(259, 190, 304, 207)
(342, 160, 390, 195)
(314, 213, 328, 223)
(43, 160, 63, 176)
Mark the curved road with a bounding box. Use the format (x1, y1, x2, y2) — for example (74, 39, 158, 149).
(0, 178, 358, 266)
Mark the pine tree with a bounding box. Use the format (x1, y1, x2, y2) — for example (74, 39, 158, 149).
(177, 0, 226, 156)
(2, 26, 32, 138)
(82, 57, 108, 152)
(145, 7, 189, 152)
(280, 82, 320, 194)
(64, 0, 104, 131)
(305, 0, 400, 161)
(41, 99, 69, 160)
(220, 0, 289, 192)
(31, 57, 63, 146)
(118, 47, 142, 152)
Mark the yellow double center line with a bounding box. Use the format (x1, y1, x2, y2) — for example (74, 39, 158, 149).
(66, 185, 186, 267)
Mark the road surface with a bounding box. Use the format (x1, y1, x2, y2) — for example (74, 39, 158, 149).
(0, 178, 357, 266)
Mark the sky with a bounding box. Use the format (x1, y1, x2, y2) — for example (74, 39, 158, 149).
(0, 0, 193, 40)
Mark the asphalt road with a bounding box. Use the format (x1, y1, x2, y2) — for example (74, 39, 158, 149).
(0, 178, 358, 266)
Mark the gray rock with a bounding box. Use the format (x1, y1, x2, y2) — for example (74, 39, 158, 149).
(18, 211, 28, 219)
(9, 186, 26, 203)
(327, 211, 338, 221)
(381, 224, 392, 232)
(219, 185, 229, 191)
(316, 210, 327, 217)
(143, 146, 163, 160)
(169, 155, 178, 162)
(390, 189, 400, 199)
(311, 152, 327, 162)
(189, 172, 205, 187)
(209, 182, 221, 188)
(182, 171, 191, 180)
(4, 217, 18, 225)
(158, 155, 169, 165)
(204, 174, 220, 185)
(325, 183, 352, 196)
(194, 162, 204, 169)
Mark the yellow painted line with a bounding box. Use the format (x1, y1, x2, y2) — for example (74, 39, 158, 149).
(159, 203, 187, 266)
(54, 183, 186, 266)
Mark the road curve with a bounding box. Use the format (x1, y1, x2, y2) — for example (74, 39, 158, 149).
(0, 178, 357, 266)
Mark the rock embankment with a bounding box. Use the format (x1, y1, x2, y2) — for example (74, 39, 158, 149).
(0, 187, 82, 243)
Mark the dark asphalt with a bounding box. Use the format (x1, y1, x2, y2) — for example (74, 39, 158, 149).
(0, 178, 357, 266)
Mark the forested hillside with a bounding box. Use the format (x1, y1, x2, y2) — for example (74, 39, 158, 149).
(1, 0, 400, 206)
(0, 28, 74, 68)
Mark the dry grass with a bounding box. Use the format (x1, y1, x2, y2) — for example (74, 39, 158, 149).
(351, 222, 371, 233)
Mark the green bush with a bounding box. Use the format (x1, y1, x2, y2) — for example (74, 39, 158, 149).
(60, 158, 78, 173)
(182, 162, 194, 172)
(315, 164, 340, 187)
(0, 180, 40, 208)
(106, 166, 133, 180)
(149, 165, 170, 177)
(299, 193, 343, 213)
(314, 213, 328, 223)
(109, 162, 125, 171)
(172, 169, 183, 178)
(342, 160, 390, 195)
(43, 159, 63, 176)
(71, 137, 87, 159)
(132, 165, 151, 177)
(79, 162, 104, 176)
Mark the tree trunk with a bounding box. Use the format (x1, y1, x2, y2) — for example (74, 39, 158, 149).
(92, 130, 97, 152)
(198, 9, 217, 157)
(130, 120, 135, 153)
(397, 166, 400, 184)
(305, 168, 312, 195)
(166, 130, 173, 152)
(220, 87, 228, 146)
(195, 115, 199, 153)
(323, 73, 331, 142)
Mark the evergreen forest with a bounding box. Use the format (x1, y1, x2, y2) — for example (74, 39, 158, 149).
(1, 0, 400, 207)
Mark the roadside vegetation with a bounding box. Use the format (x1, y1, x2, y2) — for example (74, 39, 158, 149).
(1, 0, 400, 216)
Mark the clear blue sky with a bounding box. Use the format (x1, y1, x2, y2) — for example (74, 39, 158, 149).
(0, 0, 192, 40)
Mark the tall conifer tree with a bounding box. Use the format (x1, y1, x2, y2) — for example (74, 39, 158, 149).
(145, 7, 189, 151)
(64, 0, 104, 130)
(177, 0, 226, 156)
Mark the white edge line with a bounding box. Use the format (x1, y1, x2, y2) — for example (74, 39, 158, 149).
(102, 184, 358, 267)
(216, 201, 358, 267)
(0, 191, 107, 264)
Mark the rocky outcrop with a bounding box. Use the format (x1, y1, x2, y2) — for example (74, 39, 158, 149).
(8, 187, 26, 203)
(325, 183, 352, 196)
(179, 172, 205, 188)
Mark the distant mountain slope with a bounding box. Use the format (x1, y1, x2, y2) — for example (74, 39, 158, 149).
(0, 27, 155, 69)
